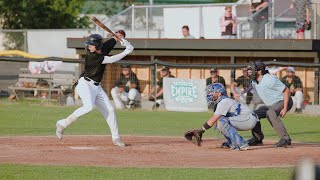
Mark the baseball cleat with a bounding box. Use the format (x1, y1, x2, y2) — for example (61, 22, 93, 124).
(247, 137, 263, 146)
(56, 120, 65, 140)
(220, 141, 231, 149)
(239, 143, 249, 151)
(113, 138, 126, 147)
(273, 138, 291, 148)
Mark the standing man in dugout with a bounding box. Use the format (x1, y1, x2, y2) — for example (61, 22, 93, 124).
(246, 61, 293, 148)
(250, 0, 269, 38)
(281, 67, 304, 113)
(206, 68, 226, 87)
(149, 66, 175, 110)
(111, 65, 142, 110)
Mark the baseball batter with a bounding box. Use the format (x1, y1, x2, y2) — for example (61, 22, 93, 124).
(56, 34, 133, 147)
(185, 83, 259, 151)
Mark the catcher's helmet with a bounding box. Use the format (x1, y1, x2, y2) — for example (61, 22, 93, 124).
(205, 83, 227, 106)
(84, 34, 103, 49)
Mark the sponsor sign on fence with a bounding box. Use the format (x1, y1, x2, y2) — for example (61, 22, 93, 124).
(163, 77, 208, 112)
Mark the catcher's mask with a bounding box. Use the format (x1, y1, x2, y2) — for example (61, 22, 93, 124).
(246, 61, 268, 80)
(84, 34, 103, 50)
(205, 83, 227, 107)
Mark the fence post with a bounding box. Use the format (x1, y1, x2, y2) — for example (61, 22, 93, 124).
(132, 4, 135, 38)
(230, 56, 235, 94)
(314, 57, 319, 105)
(152, 59, 158, 109)
(146, 7, 149, 38)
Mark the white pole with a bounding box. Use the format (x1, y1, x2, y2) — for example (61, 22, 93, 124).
(132, 4, 135, 38)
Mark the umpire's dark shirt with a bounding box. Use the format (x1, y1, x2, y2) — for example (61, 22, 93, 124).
(80, 38, 116, 82)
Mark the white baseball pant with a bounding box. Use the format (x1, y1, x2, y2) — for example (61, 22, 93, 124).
(111, 87, 141, 110)
(292, 90, 304, 109)
(60, 77, 120, 141)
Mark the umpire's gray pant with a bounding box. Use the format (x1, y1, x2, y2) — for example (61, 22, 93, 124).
(252, 97, 293, 140)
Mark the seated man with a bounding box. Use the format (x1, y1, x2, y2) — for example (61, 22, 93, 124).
(184, 83, 259, 151)
(149, 66, 175, 109)
(111, 65, 141, 109)
(206, 68, 226, 87)
(281, 67, 304, 113)
(231, 67, 263, 107)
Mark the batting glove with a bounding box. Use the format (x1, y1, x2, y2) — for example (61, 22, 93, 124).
(120, 38, 130, 47)
(124, 43, 134, 54)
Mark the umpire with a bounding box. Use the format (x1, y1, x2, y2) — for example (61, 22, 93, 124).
(247, 61, 293, 148)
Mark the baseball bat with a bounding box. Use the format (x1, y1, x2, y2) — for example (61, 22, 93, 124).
(91, 17, 121, 41)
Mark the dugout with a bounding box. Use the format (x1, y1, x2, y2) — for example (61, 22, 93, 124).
(67, 38, 320, 105)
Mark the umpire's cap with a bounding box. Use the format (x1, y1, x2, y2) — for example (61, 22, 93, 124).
(161, 66, 169, 71)
(120, 64, 131, 68)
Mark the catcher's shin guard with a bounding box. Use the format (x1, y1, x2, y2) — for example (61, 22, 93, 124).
(216, 117, 246, 149)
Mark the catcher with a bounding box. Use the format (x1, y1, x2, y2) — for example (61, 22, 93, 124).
(184, 83, 259, 151)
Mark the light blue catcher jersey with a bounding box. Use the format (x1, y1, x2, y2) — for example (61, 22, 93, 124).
(252, 74, 285, 106)
(214, 98, 253, 116)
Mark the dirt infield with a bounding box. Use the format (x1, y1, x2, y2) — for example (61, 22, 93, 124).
(0, 136, 319, 168)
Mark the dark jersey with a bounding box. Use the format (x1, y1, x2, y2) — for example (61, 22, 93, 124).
(235, 75, 251, 90)
(157, 75, 175, 88)
(80, 38, 117, 82)
(114, 72, 140, 93)
(281, 75, 303, 96)
(206, 76, 226, 87)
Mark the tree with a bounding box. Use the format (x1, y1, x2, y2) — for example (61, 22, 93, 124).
(0, 0, 90, 50)
(0, 0, 90, 29)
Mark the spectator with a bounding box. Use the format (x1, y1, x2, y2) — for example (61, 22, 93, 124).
(181, 25, 195, 39)
(231, 68, 263, 108)
(219, 6, 238, 39)
(206, 68, 226, 87)
(111, 65, 141, 109)
(249, 0, 269, 38)
(231, 67, 253, 104)
(115, 30, 126, 39)
(291, 0, 311, 39)
(149, 66, 175, 109)
(281, 67, 304, 113)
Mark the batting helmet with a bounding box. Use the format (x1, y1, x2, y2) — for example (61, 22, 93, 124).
(84, 34, 103, 49)
(205, 83, 227, 106)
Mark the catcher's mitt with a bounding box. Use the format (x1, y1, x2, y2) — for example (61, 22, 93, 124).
(184, 130, 203, 146)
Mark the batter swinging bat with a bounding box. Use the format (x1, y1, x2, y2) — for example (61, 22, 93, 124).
(91, 17, 121, 41)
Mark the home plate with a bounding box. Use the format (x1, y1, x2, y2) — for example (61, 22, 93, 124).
(69, 146, 97, 150)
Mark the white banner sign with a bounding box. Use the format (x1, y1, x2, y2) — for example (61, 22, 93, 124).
(163, 77, 208, 112)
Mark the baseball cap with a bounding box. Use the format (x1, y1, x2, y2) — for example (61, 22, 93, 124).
(161, 66, 169, 71)
(120, 64, 131, 68)
(210, 68, 217, 73)
(287, 67, 295, 72)
(116, 30, 126, 38)
(254, 61, 266, 71)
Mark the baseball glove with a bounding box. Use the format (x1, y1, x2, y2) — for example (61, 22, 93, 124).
(184, 130, 203, 146)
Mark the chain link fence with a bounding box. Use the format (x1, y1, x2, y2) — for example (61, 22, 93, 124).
(100, 3, 260, 39)
(0, 58, 319, 113)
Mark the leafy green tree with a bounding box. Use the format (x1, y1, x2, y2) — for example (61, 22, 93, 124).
(0, 0, 89, 29)
(0, 0, 90, 50)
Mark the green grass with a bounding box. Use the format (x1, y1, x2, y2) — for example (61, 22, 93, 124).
(0, 164, 293, 180)
(0, 103, 312, 179)
(0, 103, 319, 143)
